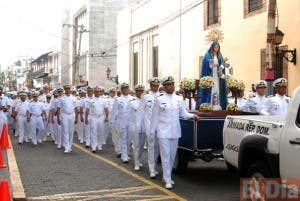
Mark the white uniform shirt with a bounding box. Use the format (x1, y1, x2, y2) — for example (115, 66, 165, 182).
(58, 95, 77, 115)
(88, 97, 107, 117)
(150, 93, 194, 139)
(128, 97, 145, 134)
(143, 91, 160, 134)
(111, 94, 133, 129)
(38, 94, 47, 104)
(241, 95, 268, 114)
(44, 102, 51, 117)
(15, 101, 29, 117)
(29, 101, 44, 116)
(84, 97, 94, 110)
(263, 94, 290, 116)
(0, 95, 10, 108)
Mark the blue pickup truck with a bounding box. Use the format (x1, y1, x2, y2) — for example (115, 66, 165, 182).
(174, 111, 256, 173)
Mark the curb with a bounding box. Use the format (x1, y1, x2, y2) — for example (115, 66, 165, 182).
(7, 136, 27, 201)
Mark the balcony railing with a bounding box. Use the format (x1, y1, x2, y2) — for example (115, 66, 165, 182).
(31, 68, 49, 79)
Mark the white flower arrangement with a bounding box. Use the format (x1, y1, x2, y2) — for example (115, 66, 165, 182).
(199, 76, 214, 89)
(226, 103, 239, 112)
(226, 77, 245, 91)
(199, 103, 213, 112)
(180, 78, 196, 91)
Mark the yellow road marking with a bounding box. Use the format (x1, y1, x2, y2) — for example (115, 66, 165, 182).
(73, 143, 187, 201)
(28, 186, 173, 201)
(138, 197, 175, 201)
(28, 186, 153, 200)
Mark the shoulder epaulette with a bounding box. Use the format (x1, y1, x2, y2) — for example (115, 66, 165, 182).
(157, 93, 164, 97)
(129, 98, 136, 102)
(267, 95, 275, 98)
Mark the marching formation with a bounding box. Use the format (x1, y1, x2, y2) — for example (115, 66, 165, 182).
(0, 76, 289, 189)
(0, 76, 200, 189)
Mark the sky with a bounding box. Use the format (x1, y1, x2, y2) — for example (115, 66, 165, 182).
(0, 0, 82, 69)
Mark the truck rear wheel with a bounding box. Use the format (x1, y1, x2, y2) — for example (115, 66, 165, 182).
(225, 161, 236, 172)
(173, 149, 189, 174)
(246, 161, 272, 178)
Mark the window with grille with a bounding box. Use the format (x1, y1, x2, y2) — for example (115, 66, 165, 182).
(207, 0, 219, 26)
(249, 0, 263, 12)
(133, 52, 139, 85)
(152, 46, 158, 77)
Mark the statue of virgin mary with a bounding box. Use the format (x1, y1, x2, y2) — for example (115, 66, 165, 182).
(199, 41, 228, 110)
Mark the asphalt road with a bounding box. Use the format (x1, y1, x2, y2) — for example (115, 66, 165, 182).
(11, 134, 240, 201)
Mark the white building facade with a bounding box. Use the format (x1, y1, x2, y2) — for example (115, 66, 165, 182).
(117, 0, 204, 87)
(62, 0, 143, 87)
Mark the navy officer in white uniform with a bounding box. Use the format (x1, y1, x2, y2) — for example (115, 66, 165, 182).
(263, 78, 290, 116)
(150, 76, 200, 189)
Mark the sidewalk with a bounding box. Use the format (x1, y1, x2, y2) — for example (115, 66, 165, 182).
(0, 132, 26, 201)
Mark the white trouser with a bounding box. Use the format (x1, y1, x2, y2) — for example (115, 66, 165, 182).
(14, 118, 19, 137)
(61, 113, 75, 151)
(85, 117, 91, 146)
(112, 126, 121, 154)
(77, 120, 85, 143)
(147, 132, 160, 174)
(132, 132, 146, 167)
(17, 116, 27, 143)
(102, 121, 109, 144)
(90, 116, 104, 151)
(158, 138, 178, 184)
(30, 116, 44, 145)
(53, 118, 62, 147)
(120, 126, 131, 161)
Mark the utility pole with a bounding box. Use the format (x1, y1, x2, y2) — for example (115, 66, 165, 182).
(63, 24, 89, 85)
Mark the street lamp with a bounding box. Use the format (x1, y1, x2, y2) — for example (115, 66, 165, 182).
(274, 27, 297, 79)
(106, 67, 119, 85)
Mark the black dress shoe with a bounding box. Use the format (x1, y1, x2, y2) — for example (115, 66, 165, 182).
(116, 153, 121, 158)
(86, 145, 90, 148)
(92, 150, 96, 153)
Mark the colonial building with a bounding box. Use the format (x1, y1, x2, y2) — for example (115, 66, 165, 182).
(62, 0, 143, 87)
(117, 0, 300, 95)
(29, 51, 61, 89)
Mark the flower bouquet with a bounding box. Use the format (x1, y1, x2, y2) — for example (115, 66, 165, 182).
(180, 78, 196, 92)
(199, 76, 214, 89)
(226, 77, 245, 104)
(199, 103, 213, 112)
(226, 103, 239, 112)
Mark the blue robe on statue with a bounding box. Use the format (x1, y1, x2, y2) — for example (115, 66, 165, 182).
(199, 41, 228, 110)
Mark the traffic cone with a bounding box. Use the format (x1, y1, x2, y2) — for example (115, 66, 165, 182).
(0, 150, 7, 168)
(0, 124, 10, 149)
(0, 180, 12, 201)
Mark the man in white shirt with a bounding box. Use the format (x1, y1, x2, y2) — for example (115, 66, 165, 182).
(143, 77, 161, 178)
(240, 80, 268, 114)
(85, 86, 108, 153)
(28, 92, 46, 145)
(128, 84, 146, 171)
(84, 86, 94, 148)
(110, 82, 133, 163)
(150, 76, 200, 189)
(106, 87, 120, 156)
(14, 92, 30, 144)
(57, 85, 78, 153)
(263, 78, 290, 116)
(75, 89, 86, 144)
